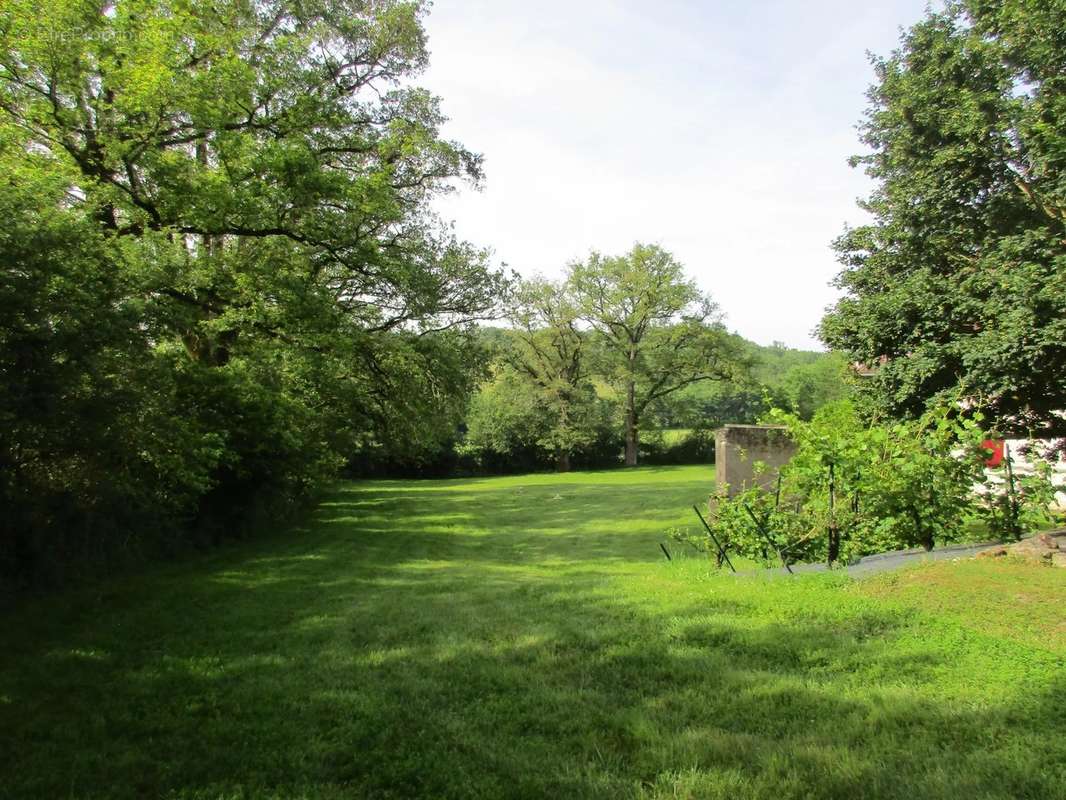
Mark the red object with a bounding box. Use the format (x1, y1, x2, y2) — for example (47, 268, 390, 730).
(982, 439, 1004, 467)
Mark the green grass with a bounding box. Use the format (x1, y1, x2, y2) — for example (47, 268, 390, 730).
(2, 465, 1064, 799)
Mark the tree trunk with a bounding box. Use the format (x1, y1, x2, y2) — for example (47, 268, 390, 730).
(827, 462, 838, 566)
(913, 510, 934, 551)
(555, 449, 572, 473)
(624, 380, 638, 466)
(827, 524, 840, 566)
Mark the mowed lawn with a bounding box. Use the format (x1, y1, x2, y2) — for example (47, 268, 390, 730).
(1, 465, 1064, 799)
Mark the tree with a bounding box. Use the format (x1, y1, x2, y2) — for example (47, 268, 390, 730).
(0, 1, 503, 347)
(820, 0, 1066, 436)
(665, 340, 850, 429)
(503, 277, 600, 471)
(460, 368, 548, 472)
(569, 243, 746, 466)
(779, 352, 852, 420)
(0, 0, 504, 584)
(460, 366, 618, 473)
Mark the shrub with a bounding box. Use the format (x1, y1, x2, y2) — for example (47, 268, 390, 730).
(975, 444, 1058, 542)
(641, 429, 716, 466)
(679, 401, 1057, 569)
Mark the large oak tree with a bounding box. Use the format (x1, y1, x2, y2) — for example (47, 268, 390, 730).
(569, 244, 747, 466)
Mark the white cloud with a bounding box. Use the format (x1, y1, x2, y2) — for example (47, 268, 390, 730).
(421, 0, 932, 348)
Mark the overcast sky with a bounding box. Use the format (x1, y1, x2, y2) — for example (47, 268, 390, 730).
(420, 0, 933, 350)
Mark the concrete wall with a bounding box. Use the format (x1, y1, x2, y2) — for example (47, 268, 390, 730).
(714, 425, 797, 497)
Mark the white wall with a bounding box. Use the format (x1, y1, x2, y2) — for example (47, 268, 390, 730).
(980, 440, 1066, 511)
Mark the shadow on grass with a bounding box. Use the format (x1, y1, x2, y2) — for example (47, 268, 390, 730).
(1, 479, 1063, 799)
(315, 480, 715, 564)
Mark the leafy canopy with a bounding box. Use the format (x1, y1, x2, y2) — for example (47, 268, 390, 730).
(0, 0, 505, 585)
(821, 0, 1066, 436)
(569, 243, 748, 465)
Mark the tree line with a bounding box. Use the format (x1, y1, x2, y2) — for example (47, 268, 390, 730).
(4, 1, 828, 591)
(438, 249, 848, 477)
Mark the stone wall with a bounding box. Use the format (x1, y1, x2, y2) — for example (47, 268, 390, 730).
(714, 425, 796, 497)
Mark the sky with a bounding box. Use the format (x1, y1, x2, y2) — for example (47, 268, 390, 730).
(418, 0, 935, 350)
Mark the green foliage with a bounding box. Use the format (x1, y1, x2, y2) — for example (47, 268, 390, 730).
(498, 277, 605, 471)
(778, 351, 852, 420)
(659, 382, 775, 430)
(662, 341, 851, 430)
(772, 402, 991, 557)
(822, 0, 1066, 436)
(846, 409, 985, 554)
(569, 243, 748, 465)
(695, 400, 1043, 569)
(459, 249, 757, 474)
(0, 0, 504, 588)
(689, 474, 832, 569)
(975, 444, 1058, 541)
(639, 428, 716, 466)
(457, 334, 851, 476)
(460, 367, 618, 473)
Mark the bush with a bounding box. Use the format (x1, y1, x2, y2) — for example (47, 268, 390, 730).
(641, 429, 716, 465)
(457, 370, 621, 473)
(676, 400, 1058, 569)
(975, 444, 1059, 542)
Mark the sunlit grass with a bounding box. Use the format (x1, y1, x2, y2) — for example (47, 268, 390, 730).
(1, 465, 1063, 799)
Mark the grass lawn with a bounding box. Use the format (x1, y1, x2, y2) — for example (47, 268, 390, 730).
(1, 465, 1064, 799)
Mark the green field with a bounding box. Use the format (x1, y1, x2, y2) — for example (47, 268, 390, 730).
(2, 465, 1064, 799)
